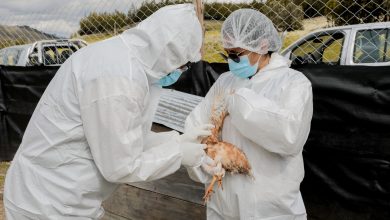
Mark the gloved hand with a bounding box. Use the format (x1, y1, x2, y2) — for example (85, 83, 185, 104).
(226, 90, 236, 114)
(179, 142, 207, 167)
(201, 157, 225, 177)
(178, 124, 214, 143)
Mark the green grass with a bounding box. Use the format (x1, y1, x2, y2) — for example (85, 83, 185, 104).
(76, 33, 114, 44)
(0, 176, 4, 190)
(0, 162, 10, 191)
(204, 26, 225, 63)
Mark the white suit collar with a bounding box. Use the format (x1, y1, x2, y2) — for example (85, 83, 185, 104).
(251, 53, 291, 81)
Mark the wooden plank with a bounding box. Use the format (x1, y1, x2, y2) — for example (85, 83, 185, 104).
(151, 123, 172, 133)
(103, 184, 206, 220)
(129, 167, 204, 205)
(101, 211, 129, 220)
(147, 123, 205, 204)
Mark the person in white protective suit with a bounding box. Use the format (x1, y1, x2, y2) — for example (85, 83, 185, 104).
(186, 9, 313, 220)
(3, 4, 218, 220)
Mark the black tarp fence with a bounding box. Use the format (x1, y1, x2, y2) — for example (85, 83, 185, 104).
(295, 65, 390, 206)
(292, 64, 390, 219)
(0, 65, 59, 161)
(1, 62, 390, 218)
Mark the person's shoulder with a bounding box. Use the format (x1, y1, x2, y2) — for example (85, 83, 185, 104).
(215, 71, 236, 83)
(73, 36, 125, 59)
(286, 67, 311, 86)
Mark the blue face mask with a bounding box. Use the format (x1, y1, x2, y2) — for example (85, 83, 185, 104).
(228, 55, 259, 79)
(158, 69, 183, 87)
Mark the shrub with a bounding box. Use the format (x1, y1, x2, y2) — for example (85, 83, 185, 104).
(326, 0, 390, 26)
(262, 0, 304, 31)
(78, 11, 131, 35)
(293, 0, 329, 18)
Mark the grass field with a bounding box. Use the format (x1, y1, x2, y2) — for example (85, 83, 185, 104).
(0, 162, 10, 220)
(0, 162, 9, 191)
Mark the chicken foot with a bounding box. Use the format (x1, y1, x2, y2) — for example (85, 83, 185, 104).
(203, 174, 223, 203)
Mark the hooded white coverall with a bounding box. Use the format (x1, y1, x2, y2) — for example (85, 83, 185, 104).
(4, 4, 203, 220)
(186, 53, 313, 220)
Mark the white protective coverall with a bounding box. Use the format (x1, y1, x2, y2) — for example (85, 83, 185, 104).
(186, 53, 313, 220)
(4, 4, 203, 220)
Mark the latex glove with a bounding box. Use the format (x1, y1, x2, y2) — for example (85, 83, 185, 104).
(179, 142, 207, 167)
(201, 157, 226, 177)
(179, 124, 214, 143)
(226, 91, 235, 114)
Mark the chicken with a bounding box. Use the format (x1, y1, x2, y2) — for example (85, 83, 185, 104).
(201, 93, 252, 203)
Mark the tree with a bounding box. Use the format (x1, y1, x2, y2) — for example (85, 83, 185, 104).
(293, 0, 329, 18)
(77, 0, 305, 36)
(262, 0, 304, 31)
(326, 0, 390, 26)
(78, 11, 131, 35)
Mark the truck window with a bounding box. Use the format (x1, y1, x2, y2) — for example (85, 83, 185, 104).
(42, 44, 79, 65)
(4, 48, 23, 66)
(353, 29, 390, 63)
(43, 47, 58, 65)
(322, 37, 343, 64)
(57, 46, 77, 64)
(291, 32, 344, 65)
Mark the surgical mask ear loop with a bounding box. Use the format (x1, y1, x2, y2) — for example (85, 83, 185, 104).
(249, 53, 263, 79)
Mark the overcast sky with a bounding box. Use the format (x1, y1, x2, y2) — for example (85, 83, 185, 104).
(0, 0, 258, 38)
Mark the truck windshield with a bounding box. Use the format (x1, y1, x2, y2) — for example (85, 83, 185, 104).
(43, 45, 77, 65)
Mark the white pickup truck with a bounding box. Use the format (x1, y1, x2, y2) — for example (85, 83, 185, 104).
(0, 39, 87, 66)
(281, 22, 390, 66)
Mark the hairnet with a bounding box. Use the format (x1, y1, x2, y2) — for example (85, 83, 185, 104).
(221, 9, 282, 54)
